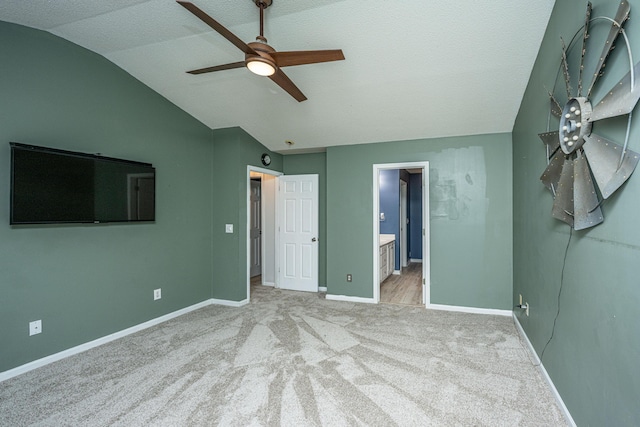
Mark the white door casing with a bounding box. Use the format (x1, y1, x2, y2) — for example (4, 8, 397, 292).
(278, 174, 319, 292)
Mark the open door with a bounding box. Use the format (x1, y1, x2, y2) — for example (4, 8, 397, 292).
(277, 174, 319, 292)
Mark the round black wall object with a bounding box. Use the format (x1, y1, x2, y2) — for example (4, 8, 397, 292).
(261, 153, 271, 166)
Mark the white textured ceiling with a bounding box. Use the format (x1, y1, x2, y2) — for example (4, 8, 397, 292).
(1, 0, 555, 153)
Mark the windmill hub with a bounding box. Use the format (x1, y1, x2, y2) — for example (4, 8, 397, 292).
(559, 97, 592, 155)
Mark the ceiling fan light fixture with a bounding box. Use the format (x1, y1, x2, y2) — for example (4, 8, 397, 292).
(246, 58, 276, 76)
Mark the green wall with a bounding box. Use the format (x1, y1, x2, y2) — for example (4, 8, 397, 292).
(513, 0, 640, 425)
(0, 22, 214, 372)
(283, 153, 327, 287)
(211, 127, 282, 301)
(325, 134, 513, 309)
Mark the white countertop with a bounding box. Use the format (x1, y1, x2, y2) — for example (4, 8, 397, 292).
(379, 234, 396, 246)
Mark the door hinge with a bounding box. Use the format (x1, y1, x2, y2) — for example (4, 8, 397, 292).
(423, 278, 425, 285)
(422, 228, 425, 236)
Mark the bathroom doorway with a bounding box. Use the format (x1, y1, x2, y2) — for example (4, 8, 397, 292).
(373, 162, 430, 306)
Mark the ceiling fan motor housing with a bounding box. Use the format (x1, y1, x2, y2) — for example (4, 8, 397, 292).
(245, 40, 277, 71)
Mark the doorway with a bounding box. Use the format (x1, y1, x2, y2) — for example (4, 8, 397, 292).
(373, 162, 430, 306)
(246, 166, 281, 301)
(249, 178, 262, 278)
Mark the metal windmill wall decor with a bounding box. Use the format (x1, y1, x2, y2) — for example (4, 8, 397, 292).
(539, 1, 640, 230)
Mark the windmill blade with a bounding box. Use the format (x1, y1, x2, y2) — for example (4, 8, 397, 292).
(586, 0, 630, 98)
(187, 61, 245, 75)
(272, 50, 345, 67)
(539, 131, 561, 157)
(269, 68, 307, 102)
(544, 86, 563, 118)
(573, 153, 603, 230)
(177, 1, 257, 55)
(541, 148, 566, 194)
(561, 39, 573, 98)
(589, 60, 640, 121)
(577, 2, 593, 97)
(550, 96, 563, 118)
(551, 158, 575, 227)
(582, 133, 640, 198)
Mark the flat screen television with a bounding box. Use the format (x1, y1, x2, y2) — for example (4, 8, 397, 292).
(10, 142, 155, 225)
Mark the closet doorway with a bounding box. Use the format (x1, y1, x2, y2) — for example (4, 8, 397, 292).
(373, 162, 430, 306)
(246, 166, 281, 301)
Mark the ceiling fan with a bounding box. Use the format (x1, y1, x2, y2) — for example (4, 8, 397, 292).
(177, 0, 345, 102)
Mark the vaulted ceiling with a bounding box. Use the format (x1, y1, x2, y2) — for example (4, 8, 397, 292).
(1, 0, 555, 153)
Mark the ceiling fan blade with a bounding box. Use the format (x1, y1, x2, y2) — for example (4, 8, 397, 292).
(582, 133, 640, 198)
(551, 158, 575, 227)
(272, 50, 345, 67)
(573, 153, 603, 230)
(589, 60, 640, 122)
(540, 147, 565, 194)
(177, 1, 256, 55)
(187, 61, 246, 75)
(268, 68, 307, 102)
(539, 131, 560, 157)
(586, 0, 630, 98)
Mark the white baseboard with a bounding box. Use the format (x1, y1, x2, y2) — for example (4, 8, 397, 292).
(211, 298, 248, 307)
(392, 270, 401, 275)
(512, 314, 576, 427)
(318, 286, 327, 292)
(410, 258, 422, 263)
(427, 303, 511, 317)
(0, 300, 212, 382)
(325, 294, 376, 304)
(261, 282, 276, 287)
(0, 297, 250, 383)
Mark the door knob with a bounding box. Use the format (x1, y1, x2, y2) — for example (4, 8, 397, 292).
(312, 237, 317, 242)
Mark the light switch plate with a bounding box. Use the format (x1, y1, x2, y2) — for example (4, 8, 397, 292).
(225, 224, 233, 233)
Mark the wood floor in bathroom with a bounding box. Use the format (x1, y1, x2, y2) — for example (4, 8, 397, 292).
(380, 262, 423, 306)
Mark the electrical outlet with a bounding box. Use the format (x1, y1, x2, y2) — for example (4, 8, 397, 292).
(29, 320, 42, 336)
(154, 288, 162, 300)
(519, 294, 523, 305)
(525, 302, 530, 317)
(346, 274, 352, 282)
(225, 224, 233, 233)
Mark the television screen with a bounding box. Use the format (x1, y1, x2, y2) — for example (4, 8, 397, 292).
(10, 143, 155, 225)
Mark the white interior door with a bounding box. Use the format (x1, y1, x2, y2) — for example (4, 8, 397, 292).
(249, 179, 262, 278)
(278, 174, 319, 292)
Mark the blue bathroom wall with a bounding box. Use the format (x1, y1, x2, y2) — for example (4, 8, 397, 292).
(379, 169, 400, 269)
(408, 173, 423, 260)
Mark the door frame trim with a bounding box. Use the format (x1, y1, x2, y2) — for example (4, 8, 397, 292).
(246, 165, 283, 303)
(373, 162, 430, 305)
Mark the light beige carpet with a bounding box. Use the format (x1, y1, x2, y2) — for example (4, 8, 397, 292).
(0, 285, 568, 426)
